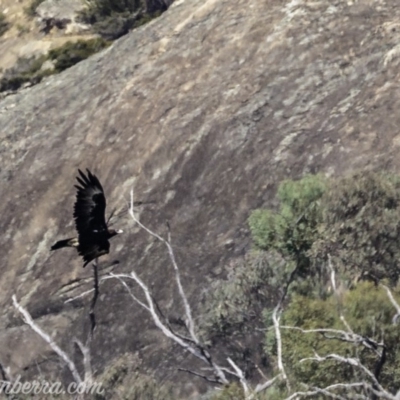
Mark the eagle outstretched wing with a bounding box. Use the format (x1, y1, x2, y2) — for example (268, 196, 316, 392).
(74, 169, 109, 266)
(74, 169, 107, 234)
(50, 168, 121, 268)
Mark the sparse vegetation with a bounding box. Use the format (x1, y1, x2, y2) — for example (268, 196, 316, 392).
(0, 12, 10, 37)
(210, 383, 244, 400)
(16, 23, 30, 36)
(95, 353, 175, 400)
(0, 54, 50, 92)
(47, 38, 110, 72)
(77, 0, 166, 39)
(24, 0, 46, 17)
(0, 39, 110, 92)
(2, 0, 170, 94)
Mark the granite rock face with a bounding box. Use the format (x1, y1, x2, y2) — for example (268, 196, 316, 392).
(1, 0, 400, 395)
(36, 0, 89, 34)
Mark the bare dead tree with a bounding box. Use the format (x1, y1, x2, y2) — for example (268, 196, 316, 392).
(272, 260, 301, 393)
(382, 284, 400, 324)
(296, 353, 395, 400)
(12, 295, 83, 384)
(103, 187, 283, 399)
(11, 295, 95, 397)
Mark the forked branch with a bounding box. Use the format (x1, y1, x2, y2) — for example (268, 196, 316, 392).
(12, 295, 83, 385)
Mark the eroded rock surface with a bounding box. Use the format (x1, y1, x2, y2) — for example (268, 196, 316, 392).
(1, 0, 400, 395)
(36, 0, 89, 34)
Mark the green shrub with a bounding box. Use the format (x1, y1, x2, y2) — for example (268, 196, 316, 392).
(0, 12, 10, 36)
(87, 12, 139, 40)
(0, 39, 110, 92)
(278, 282, 400, 394)
(82, 0, 142, 19)
(78, 0, 143, 39)
(0, 54, 50, 92)
(249, 174, 326, 278)
(48, 38, 110, 72)
(249, 171, 400, 284)
(95, 352, 175, 400)
(313, 171, 400, 284)
(201, 172, 400, 396)
(201, 251, 286, 341)
(210, 383, 244, 400)
(78, 0, 164, 39)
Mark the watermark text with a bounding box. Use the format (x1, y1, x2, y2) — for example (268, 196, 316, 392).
(0, 375, 104, 395)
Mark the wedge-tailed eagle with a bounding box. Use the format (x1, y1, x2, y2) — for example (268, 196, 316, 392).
(51, 169, 122, 267)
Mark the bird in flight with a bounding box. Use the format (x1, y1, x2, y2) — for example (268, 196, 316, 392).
(51, 169, 122, 267)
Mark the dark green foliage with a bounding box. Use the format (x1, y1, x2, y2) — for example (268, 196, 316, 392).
(201, 171, 400, 396)
(249, 171, 400, 284)
(313, 171, 400, 284)
(199, 251, 287, 379)
(279, 282, 400, 394)
(78, 0, 140, 37)
(202, 251, 286, 341)
(249, 174, 326, 278)
(86, 12, 139, 40)
(82, 0, 142, 19)
(210, 383, 244, 400)
(0, 12, 9, 37)
(0, 55, 50, 92)
(209, 384, 286, 400)
(256, 386, 287, 400)
(95, 353, 175, 400)
(134, 10, 162, 26)
(78, 0, 164, 39)
(24, 0, 46, 17)
(47, 38, 110, 72)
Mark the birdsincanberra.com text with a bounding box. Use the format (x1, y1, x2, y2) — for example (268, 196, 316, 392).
(0, 376, 104, 396)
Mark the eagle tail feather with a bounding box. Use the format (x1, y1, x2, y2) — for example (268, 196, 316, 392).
(51, 238, 78, 251)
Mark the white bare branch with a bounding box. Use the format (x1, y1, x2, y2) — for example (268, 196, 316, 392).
(12, 295, 82, 385)
(327, 257, 375, 346)
(252, 374, 283, 396)
(73, 338, 92, 385)
(103, 273, 150, 311)
(280, 325, 383, 352)
(227, 357, 250, 396)
(107, 271, 230, 384)
(381, 284, 400, 324)
(129, 188, 197, 342)
(340, 314, 355, 336)
(285, 382, 368, 400)
(280, 261, 396, 400)
(113, 185, 287, 397)
(300, 353, 392, 399)
(327, 254, 337, 294)
(64, 288, 95, 304)
(270, 261, 301, 392)
(272, 305, 288, 384)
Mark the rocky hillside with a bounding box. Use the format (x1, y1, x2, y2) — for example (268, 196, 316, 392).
(1, 0, 400, 397)
(0, 0, 94, 73)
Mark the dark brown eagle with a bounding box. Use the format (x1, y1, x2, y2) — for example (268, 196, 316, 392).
(51, 169, 122, 267)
